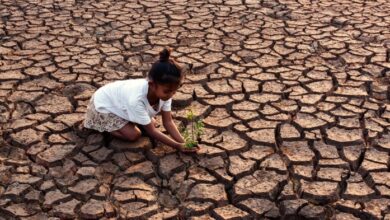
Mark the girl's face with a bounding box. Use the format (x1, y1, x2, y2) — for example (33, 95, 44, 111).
(151, 82, 181, 101)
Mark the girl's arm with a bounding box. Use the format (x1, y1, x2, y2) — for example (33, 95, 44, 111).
(161, 111, 185, 143)
(142, 122, 195, 152)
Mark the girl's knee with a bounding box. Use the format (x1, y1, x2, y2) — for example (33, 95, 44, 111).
(128, 126, 141, 141)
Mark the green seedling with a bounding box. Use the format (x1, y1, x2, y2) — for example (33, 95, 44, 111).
(181, 108, 204, 148)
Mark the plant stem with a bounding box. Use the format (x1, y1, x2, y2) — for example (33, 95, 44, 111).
(191, 117, 194, 143)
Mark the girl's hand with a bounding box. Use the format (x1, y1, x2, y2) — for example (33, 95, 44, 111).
(177, 143, 198, 153)
(162, 111, 185, 143)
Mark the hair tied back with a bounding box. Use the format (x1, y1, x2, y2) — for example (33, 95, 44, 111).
(159, 48, 172, 62)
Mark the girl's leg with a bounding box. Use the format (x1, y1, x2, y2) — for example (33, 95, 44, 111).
(110, 130, 126, 140)
(110, 122, 141, 141)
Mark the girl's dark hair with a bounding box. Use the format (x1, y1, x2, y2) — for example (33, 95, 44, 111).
(148, 48, 183, 85)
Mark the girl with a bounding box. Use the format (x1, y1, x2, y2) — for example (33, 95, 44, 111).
(83, 48, 197, 153)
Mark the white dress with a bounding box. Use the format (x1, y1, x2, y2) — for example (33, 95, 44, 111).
(83, 78, 171, 132)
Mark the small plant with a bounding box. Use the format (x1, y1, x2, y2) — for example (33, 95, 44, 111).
(181, 108, 204, 148)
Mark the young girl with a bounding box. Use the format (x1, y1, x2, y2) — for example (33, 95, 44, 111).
(83, 48, 197, 153)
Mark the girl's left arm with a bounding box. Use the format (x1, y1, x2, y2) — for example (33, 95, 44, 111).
(161, 111, 185, 143)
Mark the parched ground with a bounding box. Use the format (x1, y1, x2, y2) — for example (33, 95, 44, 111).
(0, 0, 390, 219)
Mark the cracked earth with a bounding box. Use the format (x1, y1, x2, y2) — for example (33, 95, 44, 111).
(0, 0, 390, 219)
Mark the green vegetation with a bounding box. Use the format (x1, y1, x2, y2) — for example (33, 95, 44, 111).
(181, 108, 204, 148)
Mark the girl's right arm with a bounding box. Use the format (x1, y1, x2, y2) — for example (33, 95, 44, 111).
(142, 123, 197, 153)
